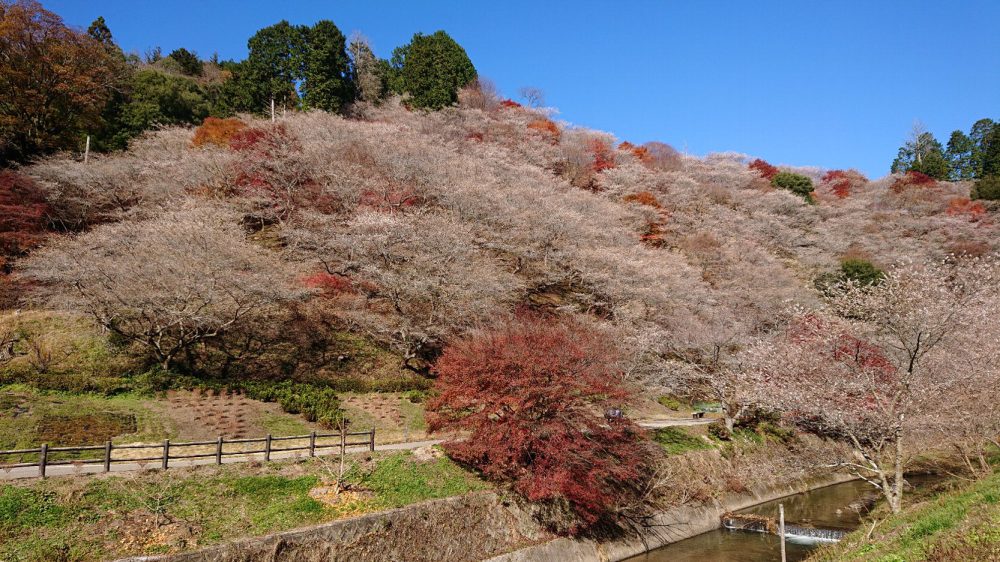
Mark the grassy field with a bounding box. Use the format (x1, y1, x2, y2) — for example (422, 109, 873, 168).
(810, 470, 1000, 561)
(0, 450, 487, 561)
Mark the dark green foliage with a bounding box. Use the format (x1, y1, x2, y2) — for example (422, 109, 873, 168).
(234, 380, 344, 428)
(970, 118, 996, 177)
(94, 70, 215, 150)
(229, 20, 356, 114)
(946, 130, 977, 180)
(839, 258, 885, 286)
(892, 131, 950, 180)
(394, 31, 476, 110)
(771, 171, 814, 200)
(168, 47, 203, 76)
(815, 258, 884, 294)
(302, 20, 354, 112)
(239, 20, 309, 112)
(86, 16, 114, 49)
(972, 176, 1000, 201)
(982, 126, 1000, 178)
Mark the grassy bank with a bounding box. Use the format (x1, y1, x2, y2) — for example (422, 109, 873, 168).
(0, 450, 486, 561)
(811, 470, 1000, 561)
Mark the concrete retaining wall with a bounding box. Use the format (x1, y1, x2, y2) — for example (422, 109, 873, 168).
(116, 492, 546, 562)
(117, 473, 856, 562)
(486, 472, 858, 562)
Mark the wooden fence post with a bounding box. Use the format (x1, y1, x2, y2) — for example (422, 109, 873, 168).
(162, 439, 170, 470)
(370, 427, 376, 452)
(779, 503, 786, 562)
(216, 436, 223, 464)
(84, 135, 90, 164)
(104, 441, 112, 473)
(39, 444, 47, 478)
(265, 434, 272, 462)
(309, 431, 316, 457)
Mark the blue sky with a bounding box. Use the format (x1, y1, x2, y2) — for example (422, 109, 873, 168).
(46, 0, 1000, 177)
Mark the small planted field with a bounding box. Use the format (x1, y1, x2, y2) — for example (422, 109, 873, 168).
(0, 450, 486, 561)
(339, 392, 428, 444)
(0, 386, 322, 454)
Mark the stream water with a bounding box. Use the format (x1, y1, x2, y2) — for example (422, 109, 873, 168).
(625, 478, 886, 562)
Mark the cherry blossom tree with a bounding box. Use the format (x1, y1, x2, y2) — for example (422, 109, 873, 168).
(752, 257, 1000, 512)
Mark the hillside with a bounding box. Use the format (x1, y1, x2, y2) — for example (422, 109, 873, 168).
(3, 100, 995, 397)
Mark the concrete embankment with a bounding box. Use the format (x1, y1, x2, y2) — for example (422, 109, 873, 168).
(486, 472, 858, 562)
(117, 473, 856, 562)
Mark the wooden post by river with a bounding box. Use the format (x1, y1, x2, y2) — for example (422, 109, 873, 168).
(779, 503, 786, 562)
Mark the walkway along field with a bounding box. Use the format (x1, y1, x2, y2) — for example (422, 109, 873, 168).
(0, 417, 697, 480)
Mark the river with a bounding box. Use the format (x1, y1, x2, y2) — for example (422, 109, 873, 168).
(624, 478, 882, 562)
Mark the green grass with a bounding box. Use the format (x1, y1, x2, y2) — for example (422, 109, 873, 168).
(810, 470, 1000, 561)
(0, 385, 171, 453)
(0, 450, 487, 561)
(259, 413, 312, 436)
(653, 427, 714, 455)
(355, 451, 487, 508)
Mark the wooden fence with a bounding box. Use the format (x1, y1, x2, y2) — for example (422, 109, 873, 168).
(0, 427, 375, 478)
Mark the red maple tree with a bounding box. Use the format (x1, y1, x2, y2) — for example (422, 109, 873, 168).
(748, 158, 779, 180)
(426, 316, 654, 534)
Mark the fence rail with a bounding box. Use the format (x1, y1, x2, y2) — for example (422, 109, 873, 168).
(0, 427, 376, 478)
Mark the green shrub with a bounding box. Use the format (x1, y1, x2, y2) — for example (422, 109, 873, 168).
(403, 389, 426, 404)
(972, 176, 1000, 200)
(771, 171, 815, 201)
(656, 395, 682, 410)
(653, 427, 712, 455)
(234, 380, 344, 428)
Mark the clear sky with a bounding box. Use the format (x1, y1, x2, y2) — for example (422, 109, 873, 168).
(44, 0, 1000, 178)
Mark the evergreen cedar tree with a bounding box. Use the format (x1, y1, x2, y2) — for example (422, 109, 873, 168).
(426, 316, 654, 534)
(0, 0, 124, 164)
(394, 31, 477, 110)
(168, 47, 204, 76)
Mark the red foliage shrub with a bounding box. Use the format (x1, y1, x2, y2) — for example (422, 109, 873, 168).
(588, 139, 616, 172)
(890, 170, 937, 193)
(465, 131, 485, 143)
(427, 316, 655, 534)
(623, 191, 662, 209)
(500, 99, 522, 109)
(225, 124, 336, 219)
(527, 118, 561, 143)
(748, 158, 779, 180)
(358, 186, 422, 211)
(945, 197, 987, 222)
(192, 117, 246, 148)
(0, 171, 49, 263)
(820, 169, 868, 199)
(302, 272, 355, 296)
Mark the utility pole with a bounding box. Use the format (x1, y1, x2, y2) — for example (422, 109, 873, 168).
(270, 98, 275, 122)
(84, 135, 90, 164)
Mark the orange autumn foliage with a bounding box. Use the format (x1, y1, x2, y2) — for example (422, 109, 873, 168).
(527, 118, 560, 143)
(192, 117, 247, 148)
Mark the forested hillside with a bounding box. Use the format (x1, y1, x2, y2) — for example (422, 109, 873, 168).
(3, 0, 1000, 541)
